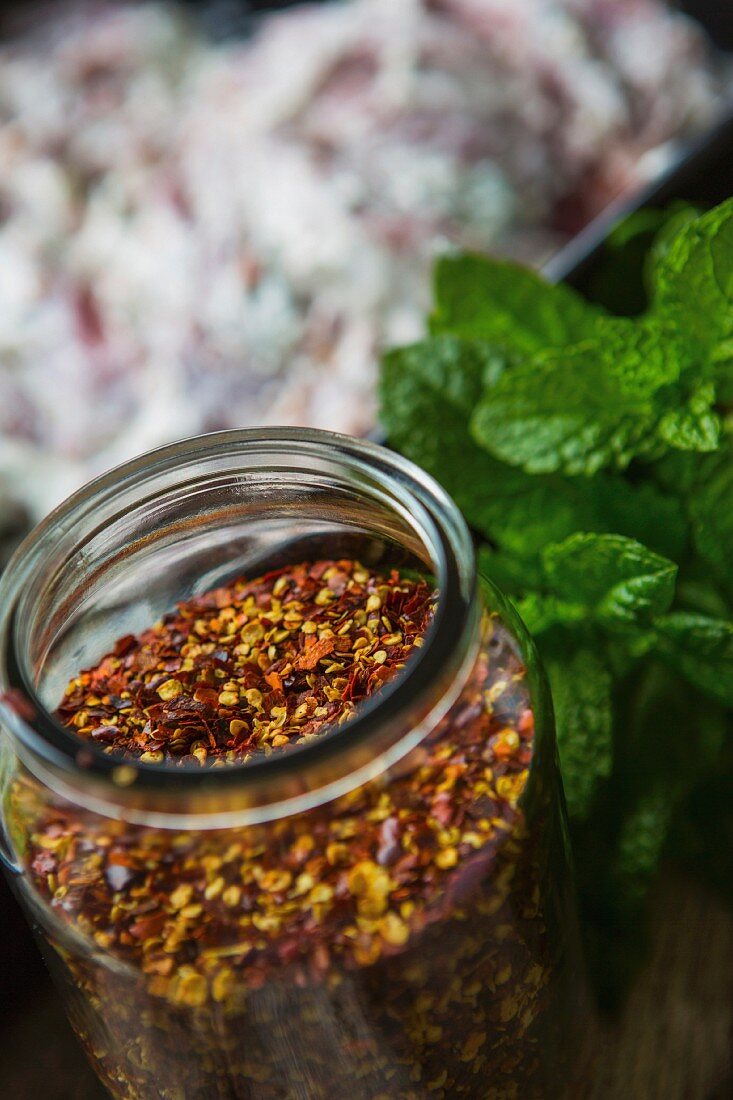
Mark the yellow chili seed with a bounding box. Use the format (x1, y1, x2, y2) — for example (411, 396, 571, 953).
(158, 679, 183, 701)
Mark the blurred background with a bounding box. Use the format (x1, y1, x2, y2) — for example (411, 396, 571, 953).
(0, 0, 732, 545)
(0, 2, 732, 1096)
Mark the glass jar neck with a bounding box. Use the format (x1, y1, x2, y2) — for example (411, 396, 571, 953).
(0, 429, 479, 828)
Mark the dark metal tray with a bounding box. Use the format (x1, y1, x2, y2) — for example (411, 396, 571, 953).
(546, 112, 733, 288)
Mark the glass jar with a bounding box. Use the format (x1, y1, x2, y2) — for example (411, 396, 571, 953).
(0, 429, 581, 1099)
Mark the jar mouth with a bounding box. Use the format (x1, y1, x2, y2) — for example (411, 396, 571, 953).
(0, 429, 478, 825)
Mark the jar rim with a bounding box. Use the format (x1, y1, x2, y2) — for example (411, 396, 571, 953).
(0, 429, 480, 825)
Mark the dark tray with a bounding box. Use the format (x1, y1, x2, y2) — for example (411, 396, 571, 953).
(546, 112, 733, 289)
(1, 1, 733, 1096)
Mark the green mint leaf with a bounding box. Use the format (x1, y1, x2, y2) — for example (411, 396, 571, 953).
(675, 579, 731, 620)
(430, 253, 600, 351)
(470, 468, 687, 565)
(644, 204, 701, 293)
(493, 474, 687, 563)
(381, 334, 501, 424)
(611, 788, 674, 912)
(477, 547, 545, 595)
(514, 533, 679, 636)
(544, 647, 613, 821)
(379, 338, 539, 542)
(380, 198, 733, 1005)
(652, 198, 733, 361)
(382, 339, 686, 563)
(471, 316, 685, 475)
(589, 476, 688, 562)
(381, 337, 618, 557)
(379, 336, 505, 485)
(542, 533, 677, 627)
(513, 593, 586, 636)
(653, 612, 733, 707)
(656, 381, 720, 452)
(687, 447, 733, 595)
(656, 443, 733, 597)
(595, 317, 683, 398)
(577, 203, 698, 317)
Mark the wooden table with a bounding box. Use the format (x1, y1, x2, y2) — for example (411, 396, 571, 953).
(576, 872, 733, 1099)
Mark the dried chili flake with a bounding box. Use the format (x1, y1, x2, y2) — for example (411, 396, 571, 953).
(56, 560, 435, 766)
(10, 559, 558, 1098)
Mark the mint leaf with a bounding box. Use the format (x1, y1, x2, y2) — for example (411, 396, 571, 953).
(477, 548, 545, 595)
(542, 534, 677, 627)
(382, 334, 503, 422)
(431, 253, 600, 351)
(611, 788, 673, 911)
(512, 534, 678, 635)
(644, 204, 701, 294)
(465, 469, 686, 564)
(590, 476, 687, 562)
(577, 203, 699, 317)
(687, 448, 733, 593)
(656, 381, 720, 452)
(514, 593, 586, 636)
(379, 336, 505, 488)
(379, 338, 537, 540)
(653, 612, 733, 707)
(382, 337, 688, 562)
(381, 337, 603, 555)
(544, 648, 613, 820)
(656, 444, 733, 596)
(471, 317, 687, 475)
(380, 339, 594, 561)
(652, 198, 733, 362)
(381, 196, 733, 1008)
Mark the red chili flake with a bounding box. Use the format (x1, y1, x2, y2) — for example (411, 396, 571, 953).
(193, 686, 219, 708)
(15, 559, 544, 1096)
(113, 634, 137, 658)
(90, 725, 119, 742)
(293, 636, 336, 671)
(54, 560, 435, 766)
(129, 913, 168, 940)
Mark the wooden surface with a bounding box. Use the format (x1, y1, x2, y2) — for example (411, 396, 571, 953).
(1, 872, 732, 1098)
(576, 872, 733, 1099)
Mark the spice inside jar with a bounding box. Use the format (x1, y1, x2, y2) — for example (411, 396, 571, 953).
(57, 559, 436, 767)
(7, 555, 567, 1099)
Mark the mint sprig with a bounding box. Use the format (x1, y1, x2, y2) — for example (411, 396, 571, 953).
(380, 198, 733, 1006)
(430, 254, 600, 349)
(540, 533, 677, 628)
